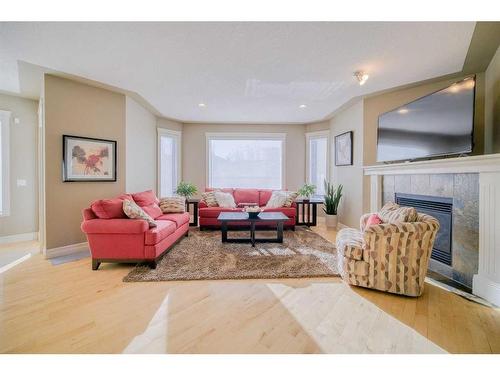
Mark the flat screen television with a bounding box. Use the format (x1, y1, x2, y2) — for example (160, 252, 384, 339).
(376, 77, 475, 163)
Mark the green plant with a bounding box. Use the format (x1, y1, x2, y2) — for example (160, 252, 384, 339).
(323, 180, 343, 215)
(298, 183, 316, 199)
(175, 181, 198, 198)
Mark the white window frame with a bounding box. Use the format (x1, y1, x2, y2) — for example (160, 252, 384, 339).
(157, 128, 182, 197)
(305, 130, 330, 197)
(205, 132, 286, 189)
(0, 110, 11, 217)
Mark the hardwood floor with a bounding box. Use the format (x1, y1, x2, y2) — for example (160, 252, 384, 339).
(0, 223, 499, 353)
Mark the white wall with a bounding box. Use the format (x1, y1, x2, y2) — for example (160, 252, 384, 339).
(125, 96, 157, 193)
(329, 100, 365, 228)
(0, 93, 38, 237)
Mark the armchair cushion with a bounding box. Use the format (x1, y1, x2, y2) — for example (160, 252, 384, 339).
(378, 202, 418, 224)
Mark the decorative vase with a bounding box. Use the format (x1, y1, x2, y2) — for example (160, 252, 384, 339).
(325, 214, 338, 228)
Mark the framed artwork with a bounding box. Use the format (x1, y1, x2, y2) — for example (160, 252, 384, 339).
(335, 131, 353, 166)
(62, 135, 117, 182)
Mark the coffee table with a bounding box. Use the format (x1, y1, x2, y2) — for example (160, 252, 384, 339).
(217, 212, 289, 247)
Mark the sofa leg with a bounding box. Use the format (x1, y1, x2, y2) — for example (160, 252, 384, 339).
(149, 261, 157, 269)
(185, 230, 189, 237)
(92, 259, 100, 271)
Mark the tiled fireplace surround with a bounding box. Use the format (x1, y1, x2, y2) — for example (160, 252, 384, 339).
(382, 173, 478, 288)
(364, 154, 500, 306)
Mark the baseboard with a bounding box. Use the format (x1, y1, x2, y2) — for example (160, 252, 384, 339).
(473, 274, 500, 307)
(0, 253, 32, 274)
(45, 242, 89, 259)
(0, 232, 38, 244)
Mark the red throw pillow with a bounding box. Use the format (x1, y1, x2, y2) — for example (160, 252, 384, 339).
(142, 204, 163, 219)
(366, 213, 382, 228)
(131, 190, 159, 207)
(91, 198, 127, 219)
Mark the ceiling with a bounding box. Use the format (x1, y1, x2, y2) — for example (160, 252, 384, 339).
(0, 22, 475, 124)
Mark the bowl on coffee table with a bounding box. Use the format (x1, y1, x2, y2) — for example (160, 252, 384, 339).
(243, 205, 262, 219)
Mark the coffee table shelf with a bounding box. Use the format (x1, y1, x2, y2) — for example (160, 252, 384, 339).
(217, 212, 289, 247)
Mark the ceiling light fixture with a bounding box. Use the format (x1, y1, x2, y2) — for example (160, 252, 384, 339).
(198, 103, 206, 108)
(299, 104, 307, 109)
(398, 108, 409, 114)
(354, 71, 369, 86)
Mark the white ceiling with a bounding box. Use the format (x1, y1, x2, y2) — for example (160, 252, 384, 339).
(0, 22, 475, 124)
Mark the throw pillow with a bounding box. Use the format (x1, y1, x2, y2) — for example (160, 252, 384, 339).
(214, 191, 236, 208)
(131, 190, 159, 207)
(378, 202, 418, 224)
(91, 198, 127, 219)
(365, 213, 382, 228)
(159, 197, 186, 213)
(265, 191, 288, 208)
(201, 191, 219, 207)
(122, 199, 157, 228)
(283, 191, 298, 207)
(142, 203, 163, 219)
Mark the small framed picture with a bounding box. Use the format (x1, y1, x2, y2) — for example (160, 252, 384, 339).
(63, 135, 117, 182)
(335, 131, 353, 166)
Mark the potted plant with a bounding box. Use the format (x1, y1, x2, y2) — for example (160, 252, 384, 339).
(175, 181, 198, 200)
(323, 180, 343, 228)
(298, 183, 316, 202)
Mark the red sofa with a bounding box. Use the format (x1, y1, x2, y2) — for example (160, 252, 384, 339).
(81, 190, 189, 270)
(199, 188, 296, 230)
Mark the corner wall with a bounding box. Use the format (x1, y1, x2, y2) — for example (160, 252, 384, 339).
(0, 94, 39, 238)
(44, 75, 126, 250)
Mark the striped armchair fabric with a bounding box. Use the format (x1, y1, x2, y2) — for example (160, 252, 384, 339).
(336, 212, 440, 297)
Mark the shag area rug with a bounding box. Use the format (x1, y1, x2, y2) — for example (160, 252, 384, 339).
(123, 227, 339, 282)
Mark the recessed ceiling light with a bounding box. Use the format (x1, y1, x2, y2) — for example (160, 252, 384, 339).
(398, 108, 409, 114)
(299, 104, 307, 109)
(354, 71, 369, 86)
(198, 103, 206, 108)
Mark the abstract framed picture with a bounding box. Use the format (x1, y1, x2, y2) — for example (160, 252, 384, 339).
(62, 135, 117, 182)
(335, 131, 353, 166)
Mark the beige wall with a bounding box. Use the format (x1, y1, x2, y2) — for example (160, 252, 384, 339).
(44, 75, 126, 249)
(157, 117, 183, 132)
(363, 73, 486, 166)
(485, 45, 500, 153)
(0, 94, 38, 237)
(328, 100, 366, 228)
(181, 123, 306, 196)
(125, 96, 157, 193)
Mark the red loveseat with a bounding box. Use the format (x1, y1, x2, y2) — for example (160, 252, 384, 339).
(81, 190, 189, 270)
(199, 188, 296, 230)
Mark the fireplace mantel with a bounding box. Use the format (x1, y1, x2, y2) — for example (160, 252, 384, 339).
(363, 153, 500, 306)
(364, 153, 500, 176)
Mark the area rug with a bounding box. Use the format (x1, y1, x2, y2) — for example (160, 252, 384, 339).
(123, 227, 339, 282)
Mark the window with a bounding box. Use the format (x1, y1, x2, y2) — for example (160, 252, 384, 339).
(207, 133, 285, 189)
(306, 131, 329, 196)
(157, 128, 181, 197)
(0, 110, 10, 216)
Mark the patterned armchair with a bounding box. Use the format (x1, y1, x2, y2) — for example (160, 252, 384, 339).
(335, 212, 440, 297)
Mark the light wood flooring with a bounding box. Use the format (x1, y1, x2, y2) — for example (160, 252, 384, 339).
(0, 223, 499, 353)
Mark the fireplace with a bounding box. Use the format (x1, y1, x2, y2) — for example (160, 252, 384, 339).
(395, 193, 453, 266)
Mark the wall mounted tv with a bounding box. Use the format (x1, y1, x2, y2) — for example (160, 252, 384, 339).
(376, 76, 475, 163)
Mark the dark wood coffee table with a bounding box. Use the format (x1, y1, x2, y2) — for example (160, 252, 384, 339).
(217, 212, 289, 247)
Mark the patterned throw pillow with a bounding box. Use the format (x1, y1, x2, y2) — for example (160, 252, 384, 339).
(378, 202, 418, 224)
(159, 197, 186, 213)
(283, 191, 298, 207)
(214, 191, 236, 208)
(201, 191, 219, 207)
(265, 191, 288, 208)
(122, 199, 157, 228)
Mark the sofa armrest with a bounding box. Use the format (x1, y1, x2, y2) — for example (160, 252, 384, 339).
(81, 218, 149, 234)
(198, 200, 208, 209)
(335, 228, 366, 261)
